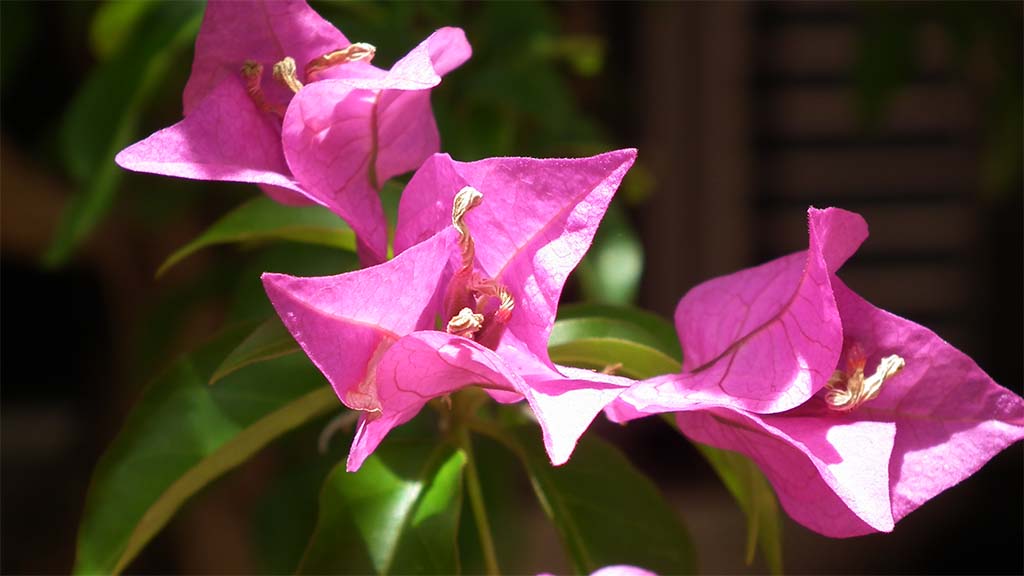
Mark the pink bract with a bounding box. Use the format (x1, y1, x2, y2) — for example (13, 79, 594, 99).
(264, 149, 638, 471)
(608, 207, 1024, 536)
(115, 0, 470, 263)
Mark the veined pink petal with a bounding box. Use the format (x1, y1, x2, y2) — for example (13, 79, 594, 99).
(280, 28, 470, 263)
(268, 149, 638, 471)
(615, 208, 864, 414)
(527, 376, 630, 466)
(374, 91, 439, 187)
(348, 330, 527, 471)
(183, 0, 348, 114)
(348, 331, 628, 471)
(677, 207, 865, 373)
(832, 278, 1024, 524)
(676, 406, 897, 536)
(261, 228, 455, 412)
(395, 150, 638, 379)
(609, 204, 1024, 537)
(281, 81, 388, 263)
(116, 78, 309, 203)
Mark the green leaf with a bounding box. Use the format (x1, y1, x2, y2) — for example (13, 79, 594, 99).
(89, 0, 153, 59)
(576, 205, 644, 305)
(250, 413, 353, 574)
(696, 444, 784, 575)
(549, 303, 682, 378)
(298, 440, 467, 574)
(46, 1, 202, 266)
(210, 316, 300, 385)
(74, 325, 339, 575)
(496, 425, 696, 574)
(157, 197, 356, 276)
(554, 303, 681, 359)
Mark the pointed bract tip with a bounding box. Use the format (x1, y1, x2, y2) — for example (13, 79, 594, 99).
(113, 145, 138, 171)
(345, 451, 364, 473)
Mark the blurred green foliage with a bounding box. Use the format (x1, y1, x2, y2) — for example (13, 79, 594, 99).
(47, 2, 202, 265)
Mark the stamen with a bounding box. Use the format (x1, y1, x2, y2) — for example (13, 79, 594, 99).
(447, 307, 485, 339)
(444, 187, 516, 349)
(601, 362, 624, 375)
(452, 186, 484, 271)
(272, 57, 304, 93)
(306, 42, 377, 80)
(241, 60, 284, 116)
(473, 278, 515, 324)
(826, 353, 905, 412)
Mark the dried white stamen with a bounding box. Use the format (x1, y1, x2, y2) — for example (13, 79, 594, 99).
(826, 354, 905, 412)
(241, 60, 286, 117)
(447, 307, 485, 339)
(273, 57, 304, 93)
(306, 43, 377, 79)
(452, 186, 484, 271)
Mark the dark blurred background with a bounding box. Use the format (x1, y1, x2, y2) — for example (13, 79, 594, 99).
(2, 1, 1021, 574)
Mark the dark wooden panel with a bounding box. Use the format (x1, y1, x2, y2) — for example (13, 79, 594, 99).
(840, 262, 970, 314)
(761, 85, 974, 139)
(760, 25, 856, 76)
(763, 146, 976, 197)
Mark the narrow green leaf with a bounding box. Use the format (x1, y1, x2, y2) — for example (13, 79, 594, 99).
(549, 303, 682, 378)
(74, 325, 339, 575)
(298, 440, 466, 575)
(210, 316, 299, 385)
(89, 1, 153, 59)
(554, 303, 682, 361)
(697, 444, 784, 575)
(549, 338, 680, 380)
(495, 426, 696, 574)
(46, 1, 202, 266)
(576, 205, 643, 304)
(157, 197, 356, 277)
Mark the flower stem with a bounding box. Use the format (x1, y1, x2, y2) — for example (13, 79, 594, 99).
(459, 427, 501, 576)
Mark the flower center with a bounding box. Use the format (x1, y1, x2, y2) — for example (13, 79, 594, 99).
(240, 43, 377, 116)
(825, 344, 905, 412)
(443, 186, 515, 349)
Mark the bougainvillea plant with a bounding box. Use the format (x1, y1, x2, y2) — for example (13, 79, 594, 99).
(74, 1, 1023, 574)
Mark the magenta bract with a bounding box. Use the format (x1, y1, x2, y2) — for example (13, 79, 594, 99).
(115, 0, 470, 263)
(264, 150, 639, 471)
(608, 207, 1024, 536)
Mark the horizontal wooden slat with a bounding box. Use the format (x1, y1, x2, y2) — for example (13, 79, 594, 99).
(761, 0, 857, 20)
(759, 22, 956, 78)
(759, 25, 855, 75)
(760, 85, 974, 139)
(761, 204, 976, 255)
(762, 146, 976, 197)
(840, 263, 970, 314)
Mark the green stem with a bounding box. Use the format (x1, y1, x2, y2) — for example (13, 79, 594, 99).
(458, 427, 501, 576)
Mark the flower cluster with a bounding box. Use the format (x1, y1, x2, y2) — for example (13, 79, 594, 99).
(119, 0, 1023, 541)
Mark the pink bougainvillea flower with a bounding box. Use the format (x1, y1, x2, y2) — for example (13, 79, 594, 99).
(263, 149, 638, 471)
(540, 566, 657, 576)
(115, 0, 470, 263)
(607, 207, 1024, 536)
(589, 566, 658, 576)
